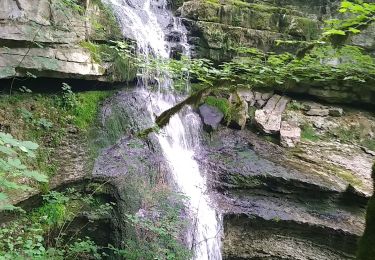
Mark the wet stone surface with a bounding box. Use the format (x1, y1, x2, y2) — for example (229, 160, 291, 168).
(197, 124, 369, 259)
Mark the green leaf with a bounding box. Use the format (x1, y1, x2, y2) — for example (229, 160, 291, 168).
(0, 204, 19, 211)
(19, 141, 39, 150)
(0, 179, 31, 191)
(348, 27, 361, 34)
(323, 29, 346, 36)
(7, 158, 27, 170)
(341, 1, 353, 9)
(0, 133, 19, 146)
(23, 171, 48, 183)
(0, 145, 16, 156)
(0, 192, 8, 201)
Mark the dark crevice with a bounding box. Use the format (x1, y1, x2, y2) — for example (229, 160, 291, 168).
(0, 77, 132, 93)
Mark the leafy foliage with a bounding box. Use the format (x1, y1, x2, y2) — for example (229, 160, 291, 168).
(144, 44, 374, 128)
(81, 41, 138, 82)
(140, 44, 374, 102)
(57, 83, 78, 111)
(60, 0, 84, 14)
(324, 0, 375, 38)
(0, 188, 115, 259)
(219, 45, 374, 89)
(0, 133, 48, 211)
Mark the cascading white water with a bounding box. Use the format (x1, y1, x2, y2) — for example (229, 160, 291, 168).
(146, 93, 222, 259)
(102, 0, 222, 259)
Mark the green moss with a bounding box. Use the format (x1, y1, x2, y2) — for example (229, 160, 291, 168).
(80, 41, 138, 82)
(74, 91, 112, 130)
(301, 123, 319, 142)
(357, 163, 375, 259)
(279, 15, 321, 40)
(80, 41, 102, 63)
(298, 17, 320, 40)
(229, 174, 265, 189)
(202, 0, 302, 16)
(328, 125, 375, 151)
(89, 0, 122, 40)
(204, 96, 230, 117)
(0, 89, 113, 181)
(335, 168, 363, 187)
(287, 100, 305, 110)
(204, 0, 220, 6)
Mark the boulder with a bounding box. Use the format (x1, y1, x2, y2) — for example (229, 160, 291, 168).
(329, 107, 344, 117)
(305, 108, 330, 117)
(198, 104, 224, 131)
(312, 117, 338, 130)
(229, 92, 249, 129)
(254, 91, 274, 108)
(305, 106, 343, 117)
(254, 95, 290, 134)
(280, 121, 301, 147)
(237, 89, 254, 105)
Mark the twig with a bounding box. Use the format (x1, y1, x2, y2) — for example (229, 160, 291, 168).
(9, 24, 44, 95)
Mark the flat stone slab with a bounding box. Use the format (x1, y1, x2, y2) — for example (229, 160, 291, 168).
(0, 47, 106, 80)
(254, 95, 290, 134)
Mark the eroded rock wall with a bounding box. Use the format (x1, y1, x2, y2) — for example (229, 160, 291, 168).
(177, 0, 334, 60)
(176, 0, 375, 105)
(0, 0, 126, 81)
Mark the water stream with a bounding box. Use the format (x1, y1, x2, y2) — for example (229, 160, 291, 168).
(102, 0, 222, 259)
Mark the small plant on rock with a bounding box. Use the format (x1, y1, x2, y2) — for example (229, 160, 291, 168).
(58, 83, 78, 111)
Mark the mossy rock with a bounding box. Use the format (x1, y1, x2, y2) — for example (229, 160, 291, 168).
(179, 0, 320, 38)
(88, 0, 123, 41)
(357, 163, 375, 259)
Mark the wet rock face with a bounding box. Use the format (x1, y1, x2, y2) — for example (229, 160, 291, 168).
(198, 121, 370, 259)
(178, 0, 321, 60)
(289, 81, 375, 106)
(91, 89, 174, 244)
(224, 215, 358, 260)
(178, 0, 374, 59)
(357, 164, 375, 259)
(198, 104, 224, 131)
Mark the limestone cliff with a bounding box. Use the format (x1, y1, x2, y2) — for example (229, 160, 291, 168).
(0, 0, 128, 82)
(176, 0, 375, 105)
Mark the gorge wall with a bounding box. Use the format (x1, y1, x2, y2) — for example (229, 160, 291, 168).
(0, 0, 135, 82)
(1, 0, 374, 105)
(175, 0, 375, 105)
(0, 0, 374, 259)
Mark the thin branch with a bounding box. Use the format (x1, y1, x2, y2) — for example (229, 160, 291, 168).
(9, 24, 44, 95)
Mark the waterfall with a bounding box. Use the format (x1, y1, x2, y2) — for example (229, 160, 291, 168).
(102, 0, 222, 259)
